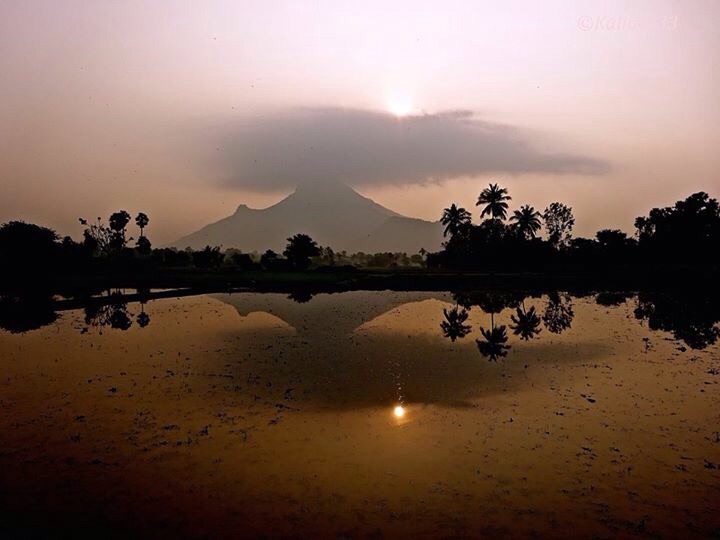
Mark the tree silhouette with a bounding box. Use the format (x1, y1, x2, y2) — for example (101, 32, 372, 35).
(84, 293, 132, 331)
(510, 303, 542, 340)
(136, 235, 152, 255)
(283, 234, 321, 270)
(136, 304, 151, 328)
(542, 292, 574, 333)
(510, 205, 542, 240)
(634, 291, 720, 350)
(440, 204, 472, 238)
(440, 305, 472, 341)
(0, 221, 59, 272)
(108, 210, 132, 252)
(476, 320, 510, 361)
(476, 183, 512, 221)
(0, 296, 58, 333)
(287, 290, 314, 303)
(135, 212, 149, 238)
(543, 203, 575, 248)
(635, 192, 720, 262)
(79, 217, 113, 257)
(192, 246, 224, 268)
(453, 290, 524, 313)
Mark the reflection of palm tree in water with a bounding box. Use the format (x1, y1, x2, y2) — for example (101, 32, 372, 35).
(510, 302, 542, 341)
(441, 305, 472, 341)
(136, 302, 151, 328)
(476, 311, 510, 361)
(84, 290, 133, 331)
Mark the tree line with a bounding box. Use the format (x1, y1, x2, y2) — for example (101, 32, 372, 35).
(0, 187, 718, 283)
(0, 212, 424, 281)
(431, 184, 720, 269)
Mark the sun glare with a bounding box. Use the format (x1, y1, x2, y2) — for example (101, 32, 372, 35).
(386, 97, 415, 117)
(393, 405, 406, 418)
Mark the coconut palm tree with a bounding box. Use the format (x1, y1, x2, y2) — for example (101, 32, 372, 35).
(510, 205, 542, 240)
(135, 212, 149, 238)
(476, 183, 512, 221)
(475, 311, 510, 361)
(476, 325, 510, 361)
(440, 204, 472, 238)
(440, 305, 472, 341)
(510, 303, 542, 340)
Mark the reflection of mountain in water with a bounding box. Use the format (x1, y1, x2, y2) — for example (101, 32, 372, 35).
(2, 289, 719, 353)
(213, 291, 453, 338)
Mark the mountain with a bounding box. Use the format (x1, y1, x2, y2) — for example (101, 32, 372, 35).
(171, 183, 444, 253)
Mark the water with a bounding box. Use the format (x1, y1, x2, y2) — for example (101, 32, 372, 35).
(0, 290, 718, 538)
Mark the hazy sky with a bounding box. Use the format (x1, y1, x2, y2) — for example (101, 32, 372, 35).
(1, 0, 719, 243)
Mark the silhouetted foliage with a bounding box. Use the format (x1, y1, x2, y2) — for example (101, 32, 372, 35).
(136, 309, 151, 328)
(440, 204, 472, 238)
(634, 291, 720, 350)
(229, 252, 259, 270)
(0, 296, 58, 333)
(84, 293, 133, 331)
(0, 221, 59, 274)
(151, 248, 193, 267)
(543, 202, 575, 248)
(108, 210, 132, 252)
(510, 205, 543, 240)
(635, 192, 720, 263)
(287, 290, 314, 303)
(260, 249, 291, 271)
(80, 217, 115, 257)
(135, 212, 149, 237)
(510, 304, 542, 340)
(453, 290, 525, 313)
(542, 292, 574, 334)
(476, 183, 512, 221)
(284, 234, 321, 270)
(476, 324, 510, 361)
(440, 305, 472, 341)
(136, 235, 152, 255)
(192, 246, 224, 269)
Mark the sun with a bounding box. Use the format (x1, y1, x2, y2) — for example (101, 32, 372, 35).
(386, 97, 415, 117)
(393, 405, 405, 418)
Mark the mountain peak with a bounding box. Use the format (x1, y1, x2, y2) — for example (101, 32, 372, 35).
(289, 182, 361, 202)
(172, 182, 443, 253)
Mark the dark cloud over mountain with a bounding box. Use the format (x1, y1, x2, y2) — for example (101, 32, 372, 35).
(214, 107, 609, 190)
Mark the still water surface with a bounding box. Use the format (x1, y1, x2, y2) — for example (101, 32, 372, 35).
(0, 290, 718, 538)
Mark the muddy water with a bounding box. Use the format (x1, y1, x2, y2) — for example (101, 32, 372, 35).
(0, 291, 718, 538)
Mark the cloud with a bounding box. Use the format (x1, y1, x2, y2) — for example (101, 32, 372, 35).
(213, 107, 609, 190)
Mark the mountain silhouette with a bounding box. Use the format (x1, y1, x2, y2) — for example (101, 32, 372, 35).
(172, 183, 444, 253)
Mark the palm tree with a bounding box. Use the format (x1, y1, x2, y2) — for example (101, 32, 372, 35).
(476, 183, 512, 221)
(476, 325, 510, 361)
(510, 205, 542, 240)
(440, 204, 472, 238)
(510, 303, 542, 340)
(440, 305, 472, 341)
(475, 311, 510, 361)
(135, 212, 149, 238)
